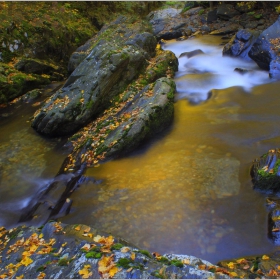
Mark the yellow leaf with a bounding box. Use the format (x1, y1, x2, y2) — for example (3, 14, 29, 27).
(109, 266, 118, 277)
(22, 251, 31, 258)
(88, 233, 93, 238)
(81, 244, 91, 251)
(262, 255, 270, 260)
(84, 227, 91, 233)
(131, 252, 135, 261)
(74, 225, 81, 231)
(62, 242, 67, 247)
(79, 265, 92, 279)
(229, 272, 238, 277)
(182, 259, 190, 265)
(127, 267, 133, 272)
(236, 258, 247, 264)
(39, 233, 43, 239)
(16, 275, 24, 279)
(21, 257, 33, 266)
(29, 244, 38, 253)
(227, 262, 235, 269)
(37, 272, 46, 279)
(93, 235, 102, 242)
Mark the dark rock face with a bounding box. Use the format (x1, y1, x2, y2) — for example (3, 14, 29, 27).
(209, 23, 240, 35)
(148, 8, 186, 40)
(31, 29, 157, 137)
(223, 29, 260, 61)
(250, 149, 280, 195)
(14, 58, 58, 75)
(216, 4, 240, 20)
(269, 58, 280, 79)
(249, 16, 280, 70)
(207, 9, 218, 24)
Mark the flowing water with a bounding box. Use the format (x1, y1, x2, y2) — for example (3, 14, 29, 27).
(1, 35, 280, 263)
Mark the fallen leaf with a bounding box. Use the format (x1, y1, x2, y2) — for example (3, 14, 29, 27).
(272, 228, 279, 232)
(199, 264, 206, 270)
(131, 252, 135, 261)
(93, 235, 102, 242)
(15, 275, 24, 279)
(88, 233, 93, 238)
(74, 225, 81, 231)
(39, 233, 43, 239)
(109, 266, 118, 277)
(37, 272, 46, 279)
(262, 255, 270, 260)
(268, 269, 278, 277)
(121, 247, 130, 253)
(227, 262, 235, 269)
(236, 258, 247, 264)
(182, 259, 190, 265)
(21, 257, 33, 266)
(84, 227, 91, 233)
(127, 267, 133, 272)
(79, 265, 92, 279)
(243, 264, 250, 270)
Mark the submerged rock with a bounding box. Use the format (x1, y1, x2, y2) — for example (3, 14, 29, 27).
(250, 149, 280, 195)
(179, 49, 204, 58)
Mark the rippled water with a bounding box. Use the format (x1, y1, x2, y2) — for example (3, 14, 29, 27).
(1, 36, 280, 263)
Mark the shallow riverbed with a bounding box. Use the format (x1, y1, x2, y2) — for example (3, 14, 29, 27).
(1, 36, 280, 263)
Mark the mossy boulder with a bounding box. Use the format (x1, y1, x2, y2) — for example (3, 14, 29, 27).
(251, 149, 280, 194)
(31, 18, 157, 137)
(0, 62, 50, 103)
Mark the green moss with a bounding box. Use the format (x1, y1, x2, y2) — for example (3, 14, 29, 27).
(111, 243, 124, 250)
(198, 9, 205, 15)
(36, 266, 46, 272)
(117, 258, 133, 269)
(138, 250, 152, 258)
(158, 256, 170, 265)
(170, 259, 183, 268)
(85, 251, 102, 259)
(58, 258, 69, 266)
(86, 100, 94, 109)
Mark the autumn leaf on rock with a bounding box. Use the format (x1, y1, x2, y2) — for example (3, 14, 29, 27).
(121, 247, 130, 253)
(227, 262, 235, 269)
(81, 243, 91, 251)
(84, 227, 91, 233)
(182, 259, 190, 265)
(131, 252, 135, 261)
(79, 264, 92, 279)
(21, 256, 33, 266)
(37, 272, 46, 279)
(236, 258, 247, 264)
(98, 255, 118, 278)
(262, 255, 269, 260)
(15, 275, 24, 279)
(74, 225, 81, 231)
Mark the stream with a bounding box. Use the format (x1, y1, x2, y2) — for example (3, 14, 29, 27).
(1, 35, 280, 264)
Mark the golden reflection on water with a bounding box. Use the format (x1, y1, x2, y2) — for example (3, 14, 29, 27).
(61, 82, 280, 262)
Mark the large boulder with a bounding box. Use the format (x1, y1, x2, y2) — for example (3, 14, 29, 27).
(216, 4, 240, 20)
(249, 16, 280, 70)
(148, 8, 187, 40)
(222, 29, 260, 60)
(31, 18, 158, 137)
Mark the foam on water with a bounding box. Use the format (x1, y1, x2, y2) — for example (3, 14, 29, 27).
(162, 36, 272, 102)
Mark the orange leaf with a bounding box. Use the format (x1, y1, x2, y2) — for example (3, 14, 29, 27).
(199, 264, 206, 270)
(109, 266, 118, 277)
(84, 227, 91, 233)
(74, 225, 81, 231)
(37, 272, 46, 279)
(131, 252, 135, 261)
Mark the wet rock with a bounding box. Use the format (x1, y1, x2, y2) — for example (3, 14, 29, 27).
(250, 149, 280, 195)
(249, 16, 280, 70)
(216, 4, 240, 20)
(223, 29, 260, 61)
(182, 7, 204, 17)
(0, 222, 237, 279)
(235, 2, 256, 13)
(31, 19, 157, 137)
(179, 49, 204, 58)
(269, 58, 280, 79)
(245, 21, 259, 29)
(207, 9, 218, 24)
(14, 58, 58, 75)
(148, 8, 186, 40)
(21, 89, 43, 102)
(234, 68, 250, 75)
(210, 23, 240, 35)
